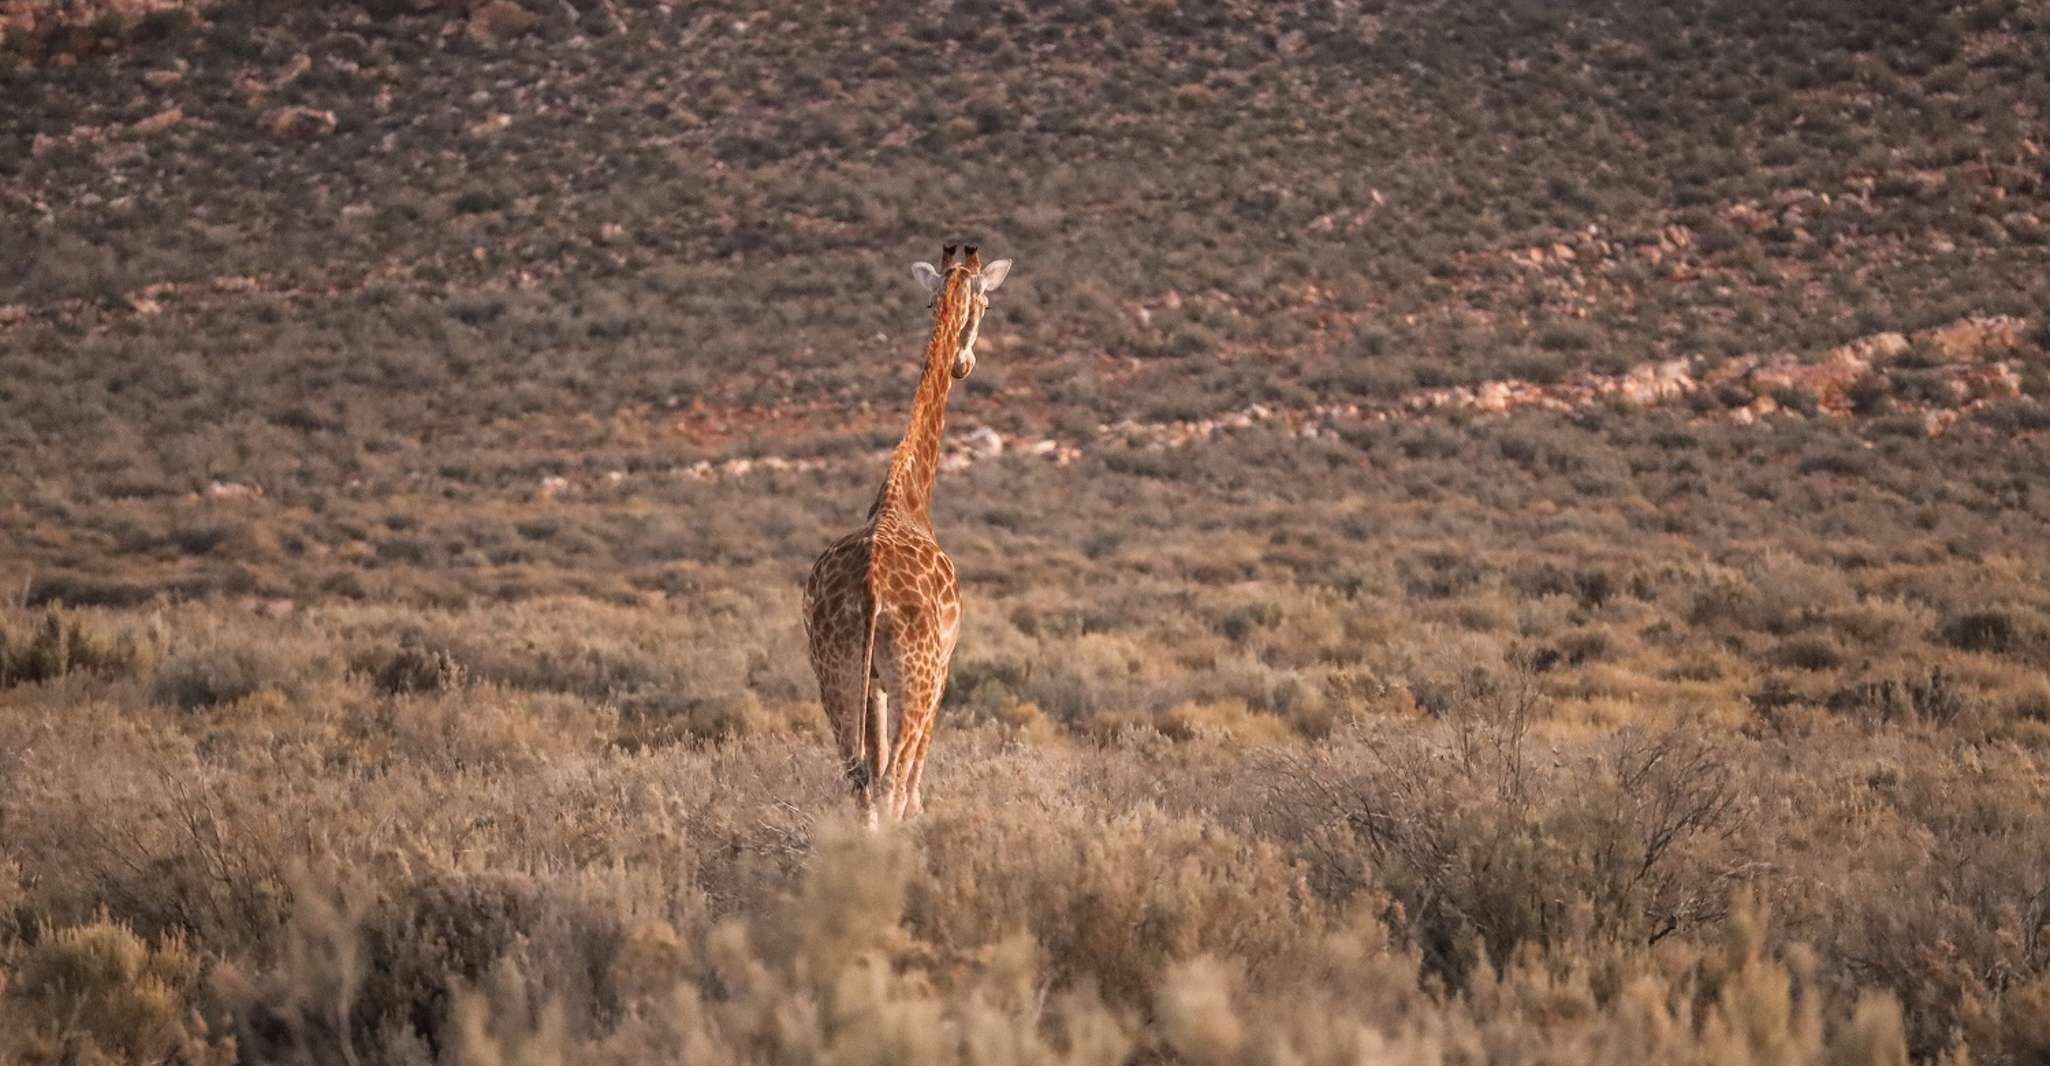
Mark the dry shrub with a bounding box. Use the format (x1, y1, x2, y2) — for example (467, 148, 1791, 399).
(1, 918, 234, 1066)
(1140, 897, 1914, 1066)
(225, 870, 628, 1062)
(1265, 713, 1754, 983)
(1939, 606, 2050, 665)
(149, 643, 307, 710)
(366, 641, 470, 697)
(2, 743, 296, 952)
(910, 800, 1322, 1010)
(2, 703, 2045, 1063)
(2001, 973, 2050, 1065)
(0, 610, 138, 688)
(1825, 667, 1973, 727)
(1812, 745, 2050, 1060)
(451, 822, 1135, 1066)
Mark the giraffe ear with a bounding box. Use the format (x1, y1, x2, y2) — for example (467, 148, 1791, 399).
(912, 261, 944, 295)
(978, 259, 1012, 292)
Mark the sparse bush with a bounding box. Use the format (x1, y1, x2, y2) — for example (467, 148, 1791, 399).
(1827, 667, 1971, 726)
(3, 918, 234, 1066)
(0, 611, 136, 688)
(1266, 719, 1752, 982)
(368, 641, 470, 697)
(1940, 606, 2050, 663)
(149, 643, 303, 709)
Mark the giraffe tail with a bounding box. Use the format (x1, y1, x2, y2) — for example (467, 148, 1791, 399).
(855, 574, 885, 794)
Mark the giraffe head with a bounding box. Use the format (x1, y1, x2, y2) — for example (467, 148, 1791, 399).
(912, 244, 1012, 379)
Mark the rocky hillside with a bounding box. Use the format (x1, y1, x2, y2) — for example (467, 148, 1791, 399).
(8, 1, 2050, 445)
(3, 0, 2050, 593)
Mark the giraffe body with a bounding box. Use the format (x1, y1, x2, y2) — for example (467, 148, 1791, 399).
(802, 245, 1011, 825)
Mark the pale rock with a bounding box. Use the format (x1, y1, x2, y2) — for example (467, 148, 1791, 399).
(133, 107, 183, 133)
(264, 106, 338, 137)
(206, 480, 262, 501)
(466, 113, 512, 139)
(960, 426, 1004, 458)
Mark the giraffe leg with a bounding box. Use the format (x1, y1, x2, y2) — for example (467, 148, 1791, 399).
(903, 705, 938, 818)
(885, 669, 942, 821)
(811, 666, 877, 821)
(902, 657, 953, 818)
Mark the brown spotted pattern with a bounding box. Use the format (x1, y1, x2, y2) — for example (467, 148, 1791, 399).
(801, 246, 995, 826)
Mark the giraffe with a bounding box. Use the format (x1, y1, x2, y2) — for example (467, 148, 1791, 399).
(802, 243, 1013, 827)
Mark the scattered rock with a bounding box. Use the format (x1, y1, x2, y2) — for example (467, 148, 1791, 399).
(263, 106, 338, 137)
(132, 106, 182, 133)
(205, 480, 262, 501)
(468, 1, 538, 41)
(1924, 315, 2026, 362)
(271, 52, 311, 90)
(546, 313, 2044, 487)
(1606, 359, 1696, 406)
(465, 112, 512, 139)
(958, 426, 1003, 458)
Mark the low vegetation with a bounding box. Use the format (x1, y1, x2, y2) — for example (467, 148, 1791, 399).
(5, 661, 2049, 1064)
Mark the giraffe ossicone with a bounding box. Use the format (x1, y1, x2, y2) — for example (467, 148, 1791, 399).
(801, 244, 1014, 827)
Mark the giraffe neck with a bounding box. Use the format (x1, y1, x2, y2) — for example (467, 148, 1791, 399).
(872, 288, 969, 524)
